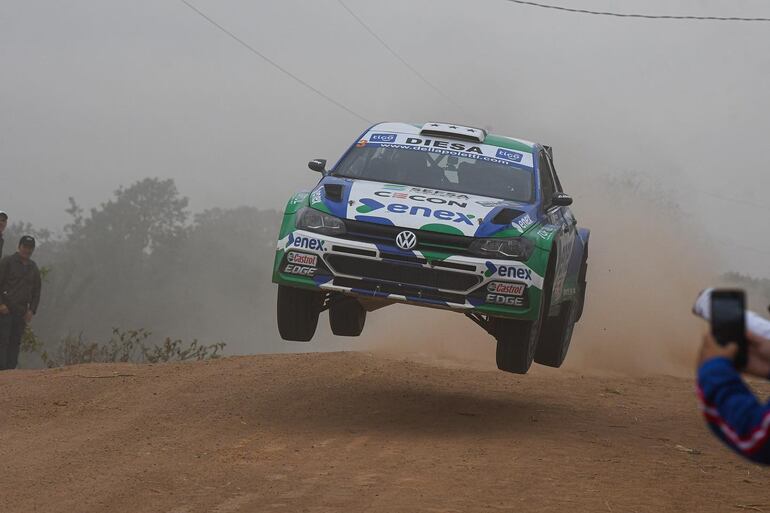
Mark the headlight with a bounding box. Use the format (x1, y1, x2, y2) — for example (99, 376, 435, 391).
(469, 237, 534, 261)
(296, 207, 346, 236)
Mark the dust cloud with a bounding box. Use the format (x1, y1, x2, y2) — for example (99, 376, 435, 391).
(4, 0, 768, 374)
(352, 178, 719, 378)
(565, 180, 717, 376)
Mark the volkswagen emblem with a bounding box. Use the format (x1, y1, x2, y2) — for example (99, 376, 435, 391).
(395, 230, 417, 250)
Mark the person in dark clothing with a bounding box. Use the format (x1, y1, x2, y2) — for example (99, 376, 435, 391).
(0, 211, 7, 259)
(0, 235, 42, 370)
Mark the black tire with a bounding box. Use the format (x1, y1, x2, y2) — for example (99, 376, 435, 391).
(493, 317, 542, 374)
(575, 245, 588, 322)
(329, 297, 367, 336)
(534, 300, 577, 368)
(493, 254, 556, 374)
(277, 285, 323, 341)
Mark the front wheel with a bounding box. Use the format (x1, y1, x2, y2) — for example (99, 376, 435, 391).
(493, 252, 556, 374)
(277, 285, 324, 341)
(493, 317, 541, 374)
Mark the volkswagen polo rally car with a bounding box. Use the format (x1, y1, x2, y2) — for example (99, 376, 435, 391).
(272, 122, 590, 374)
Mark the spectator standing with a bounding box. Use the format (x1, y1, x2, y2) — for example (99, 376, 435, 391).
(0, 236, 41, 370)
(0, 211, 7, 259)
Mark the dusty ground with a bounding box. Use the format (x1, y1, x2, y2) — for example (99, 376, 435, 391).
(0, 351, 768, 513)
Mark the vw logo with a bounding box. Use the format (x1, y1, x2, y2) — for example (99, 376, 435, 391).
(395, 230, 417, 250)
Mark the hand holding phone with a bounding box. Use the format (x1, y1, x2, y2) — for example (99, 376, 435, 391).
(710, 289, 748, 369)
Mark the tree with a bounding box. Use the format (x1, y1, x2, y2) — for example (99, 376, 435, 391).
(13, 177, 285, 365)
(38, 178, 190, 339)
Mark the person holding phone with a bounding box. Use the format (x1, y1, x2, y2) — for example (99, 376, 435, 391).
(695, 289, 770, 464)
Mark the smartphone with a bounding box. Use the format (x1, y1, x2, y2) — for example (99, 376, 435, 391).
(710, 289, 747, 368)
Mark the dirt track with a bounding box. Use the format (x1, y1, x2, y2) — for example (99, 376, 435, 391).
(1, 352, 768, 513)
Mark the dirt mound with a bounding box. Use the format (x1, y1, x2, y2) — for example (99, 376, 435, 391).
(1, 352, 768, 513)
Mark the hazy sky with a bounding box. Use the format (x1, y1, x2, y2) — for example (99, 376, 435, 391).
(2, 0, 770, 277)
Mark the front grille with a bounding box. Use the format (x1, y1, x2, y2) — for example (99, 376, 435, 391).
(431, 260, 476, 272)
(341, 219, 474, 254)
(333, 277, 467, 305)
(326, 254, 481, 291)
(331, 245, 377, 257)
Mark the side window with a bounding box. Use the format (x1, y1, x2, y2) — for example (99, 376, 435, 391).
(337, 147, 380, 177)
(538, 151, 556, 208)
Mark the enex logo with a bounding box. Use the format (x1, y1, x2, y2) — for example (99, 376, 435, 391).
(356, 198, 385, 214)
(287, 233, 326, 251)
(357, 198, 476, 225)
(484, 262, 532, 280)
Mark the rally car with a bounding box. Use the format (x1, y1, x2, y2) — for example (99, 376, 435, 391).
(272, 122, 590, 374)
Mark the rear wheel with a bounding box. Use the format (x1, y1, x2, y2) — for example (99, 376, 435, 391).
(329, 297, 367, 336)
(534, 300, 577, 368)
(575, 245, 589, 322)
(277, 285, 324, 341)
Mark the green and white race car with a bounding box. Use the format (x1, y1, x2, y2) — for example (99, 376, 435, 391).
(272, 122, 590, 373)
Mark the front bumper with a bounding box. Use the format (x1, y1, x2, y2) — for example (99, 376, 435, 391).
(272, 230, 546, 320)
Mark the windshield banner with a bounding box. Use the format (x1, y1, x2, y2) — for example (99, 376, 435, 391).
(359, 131, 535, 169)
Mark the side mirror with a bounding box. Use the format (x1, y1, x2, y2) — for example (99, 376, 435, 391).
(552, 192, 573, 207)
(308, 159, 327, 174)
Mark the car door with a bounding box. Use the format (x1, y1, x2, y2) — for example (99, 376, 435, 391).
(551, 156, 584, 308)
(538, 151, 575, 311)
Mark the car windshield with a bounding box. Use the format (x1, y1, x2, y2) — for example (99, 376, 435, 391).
(333, 145, 535, 203)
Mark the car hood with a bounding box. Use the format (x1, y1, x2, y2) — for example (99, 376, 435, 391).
(311, 177, 538, 238)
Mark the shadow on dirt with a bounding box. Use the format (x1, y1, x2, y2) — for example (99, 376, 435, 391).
(241, 372, 603, 439)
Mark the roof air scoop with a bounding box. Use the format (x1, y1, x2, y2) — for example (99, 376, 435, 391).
(420, 122, 486, 143)
(324, 183, 344, 202)
(491, 208, 524, 225)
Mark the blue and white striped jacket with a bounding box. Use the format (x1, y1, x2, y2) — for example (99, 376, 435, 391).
(698, 357, 770, 464)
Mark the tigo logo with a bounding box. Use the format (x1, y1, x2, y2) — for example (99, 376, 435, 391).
(495, 148, 524, 163)
(369, 133, 397, 143)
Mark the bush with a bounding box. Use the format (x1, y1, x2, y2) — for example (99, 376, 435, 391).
(35, 328, 225, 368)
(140, 336, 226, 363)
